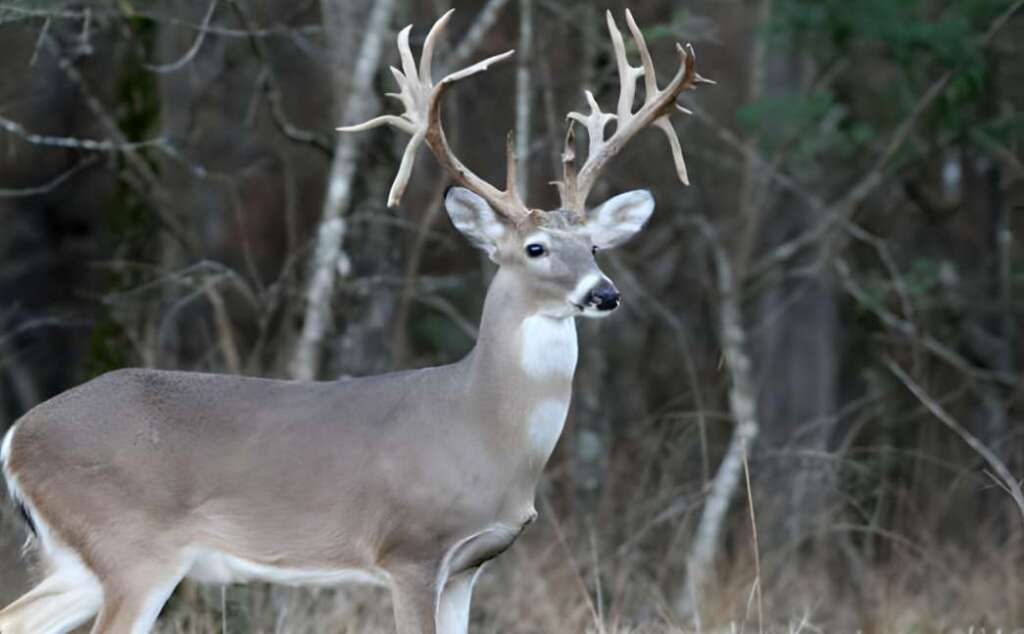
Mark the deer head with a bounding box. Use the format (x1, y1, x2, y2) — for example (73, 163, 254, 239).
(339, 9, 711, 319)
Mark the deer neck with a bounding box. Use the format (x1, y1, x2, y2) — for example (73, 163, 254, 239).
(464, 268, 578, 469)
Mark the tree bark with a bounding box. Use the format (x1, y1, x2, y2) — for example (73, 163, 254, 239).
(514, 0, 533, 197)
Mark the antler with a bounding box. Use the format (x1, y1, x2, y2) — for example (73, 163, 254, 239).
(557, 10, 714, 215)
(337, 10, 530, 223)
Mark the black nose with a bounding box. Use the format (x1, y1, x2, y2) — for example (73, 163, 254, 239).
(586, 281, 620, 311)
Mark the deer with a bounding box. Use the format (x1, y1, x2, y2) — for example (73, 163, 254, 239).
(0, 9, 709, 634)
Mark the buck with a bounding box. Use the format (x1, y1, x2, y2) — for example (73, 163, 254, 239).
(0, 9, 708, 634)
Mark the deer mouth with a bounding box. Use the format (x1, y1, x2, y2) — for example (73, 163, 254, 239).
(572, 298, 619, 318)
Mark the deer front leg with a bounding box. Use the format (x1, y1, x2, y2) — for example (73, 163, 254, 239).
(436, 566, 484, 634)
(390, 565, 439, 634)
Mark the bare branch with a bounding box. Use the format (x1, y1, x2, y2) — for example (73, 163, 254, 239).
(0, 113, 165, 152)
(229, 0, 334, 155)
(143, 0, 218, 73)
(442, 0, 513, 72)
(884, 358, 1024, 526)
(0, 155, 99, 198)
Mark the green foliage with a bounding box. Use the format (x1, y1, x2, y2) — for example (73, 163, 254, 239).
(82, 318, 134, 378)
(411, 312, 474, 357)
(737, 89, 878, 170)
(902, 258, 942, 299)
(857, 258, 942, 314)
(970, 111, 1024, 152)
(640, 8, 718, 46)
(773, 0, 998, 67)
(117, 15, 160, 153)
(741, 0, 1011, 170)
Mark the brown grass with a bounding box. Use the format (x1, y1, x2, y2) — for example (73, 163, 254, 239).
(141, 516, 1024, 634)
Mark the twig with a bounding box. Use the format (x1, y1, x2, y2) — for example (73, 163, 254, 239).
(0, 155, 98, 198)
(541, 497, 605, 631)
(390, 179, 449, 367)
(29, 16, 50, 65)
(143, 0, 218, 73)
(442, 0, 514, 73)
(834, 258, 1013, 387)
(0, 113, 165, 152)
(742, 446, 763, 634)
(42, 34, 197, 254)
(229, 0, 334, 155)
(883, 357, 1024, 525)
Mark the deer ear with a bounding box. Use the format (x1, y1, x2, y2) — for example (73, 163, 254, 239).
(585, 190, 655, 249)
(445, 187, 507, 258)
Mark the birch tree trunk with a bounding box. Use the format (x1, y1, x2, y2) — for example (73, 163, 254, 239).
(677, 220, 760, 620)
(514, 0, 533, 196)
(290, 0, 397, 381)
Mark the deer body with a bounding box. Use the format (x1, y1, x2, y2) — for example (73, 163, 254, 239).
(1, 9, 708, 633)
(2, 266, 576, 631)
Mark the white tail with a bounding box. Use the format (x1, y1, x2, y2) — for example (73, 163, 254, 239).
(0, 10, 708, 634)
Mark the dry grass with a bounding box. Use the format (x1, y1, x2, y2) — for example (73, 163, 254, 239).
(5, 417, 1022, 633)
(140, 517, 1024, 634)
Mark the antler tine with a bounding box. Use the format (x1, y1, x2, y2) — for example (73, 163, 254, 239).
(338, 12, 527, 222)
(418, 8, 451, 83)
(554, 121, 578, 205)
(606, 11, 641, 124)
(558, 10, 710, 214)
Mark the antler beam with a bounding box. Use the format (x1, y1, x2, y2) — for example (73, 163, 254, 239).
(338, 10, 530, 223)
(558, 10, 714, 216)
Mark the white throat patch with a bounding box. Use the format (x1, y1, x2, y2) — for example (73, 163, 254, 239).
(528, 399, 570, 464)
(519, 315, 578, 379)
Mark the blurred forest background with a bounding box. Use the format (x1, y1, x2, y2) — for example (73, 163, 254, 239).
(1, 0, 1023, 631)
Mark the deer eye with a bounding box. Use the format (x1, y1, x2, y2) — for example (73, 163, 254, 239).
(525, 243, 547, 258)
(591, 245, 599, 255)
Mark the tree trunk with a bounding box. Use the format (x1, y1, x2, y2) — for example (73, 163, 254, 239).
(290, 0, 397, 381)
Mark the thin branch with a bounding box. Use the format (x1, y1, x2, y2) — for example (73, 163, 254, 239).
(883, 357, 1024, 525)
(0, 113, 166, 152)
(143, 0, 218, 73)
(442, 0, 514, 73)
(0, 155, 98, 198)
(390, 178, 449, 367)
(41, 34, 197, 254)
(229, 0, 334, 155)
(29, 16, 50, 65)
(834, 257, 1013, 386)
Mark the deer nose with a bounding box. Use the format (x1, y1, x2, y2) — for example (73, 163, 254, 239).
(586, 281, 620, 311)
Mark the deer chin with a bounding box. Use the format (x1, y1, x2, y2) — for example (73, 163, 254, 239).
(571, 301, 618, 319)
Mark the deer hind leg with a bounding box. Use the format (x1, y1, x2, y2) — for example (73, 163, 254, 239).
(0, 548, 103, 634)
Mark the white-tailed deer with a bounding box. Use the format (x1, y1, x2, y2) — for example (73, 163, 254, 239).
(0, 9, 708, 634)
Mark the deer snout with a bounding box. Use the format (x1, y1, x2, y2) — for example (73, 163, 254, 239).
(586, 280, 620, 311)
